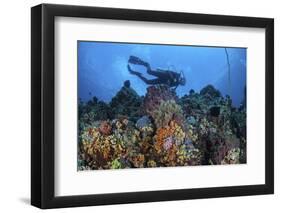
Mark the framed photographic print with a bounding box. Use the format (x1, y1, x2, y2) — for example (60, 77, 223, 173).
(31, 4, 274, 209)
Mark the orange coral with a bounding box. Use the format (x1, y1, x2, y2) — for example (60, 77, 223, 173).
(155, 120, 182, 151)
(153, 120, 187, 166)
(155, 125, 174, 153)
(166, 144, 177, 165)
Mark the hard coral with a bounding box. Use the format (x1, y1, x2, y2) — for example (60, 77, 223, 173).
(99, 121, 112, 135)
(143, 85, 177, 116)
(80, 126, 128, 169)
(151, 100, 184, 128)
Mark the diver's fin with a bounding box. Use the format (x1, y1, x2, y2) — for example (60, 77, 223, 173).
(128, 56, 148, 66)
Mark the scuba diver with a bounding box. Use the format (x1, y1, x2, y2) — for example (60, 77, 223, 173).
(127, 56, 186, 89)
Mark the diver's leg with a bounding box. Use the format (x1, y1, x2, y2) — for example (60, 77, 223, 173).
(147, 69, 167, 78)
(137, 77, 161, 85)
(128, 56, 161, 77)
(128, 64, 160, 85)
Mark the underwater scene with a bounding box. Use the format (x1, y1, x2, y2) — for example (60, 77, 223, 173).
(78, 41, 246, 170)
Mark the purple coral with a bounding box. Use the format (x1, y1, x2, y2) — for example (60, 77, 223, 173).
(163, 136, 174, 150)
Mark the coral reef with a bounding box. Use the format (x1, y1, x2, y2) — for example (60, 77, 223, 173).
(78, 98, 112, 130)
(78, 82, 246, 170)
(150, 100, 184, 129)
(199, 84, 221, 98)
(143, 85, 177, 116)
(99, 121, 112, 136)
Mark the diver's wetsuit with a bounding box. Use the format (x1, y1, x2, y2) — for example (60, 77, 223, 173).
(127, 56, 182, 88)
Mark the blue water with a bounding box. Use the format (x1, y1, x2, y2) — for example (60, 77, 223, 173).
(78, 41, 246, 107)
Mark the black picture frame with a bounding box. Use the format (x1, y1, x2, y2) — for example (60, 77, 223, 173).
(31, 3, 274, 209)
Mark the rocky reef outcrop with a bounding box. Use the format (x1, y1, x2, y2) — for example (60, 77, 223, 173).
(109, 81, 143, 122)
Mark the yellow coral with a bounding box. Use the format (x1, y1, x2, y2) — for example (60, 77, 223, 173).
(151, 100, 184, 128)
(186, 125, 198, 142)
(176, 145, 188, 165)
(170, 120, 185, 144)
(147, 160, 157, 167)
